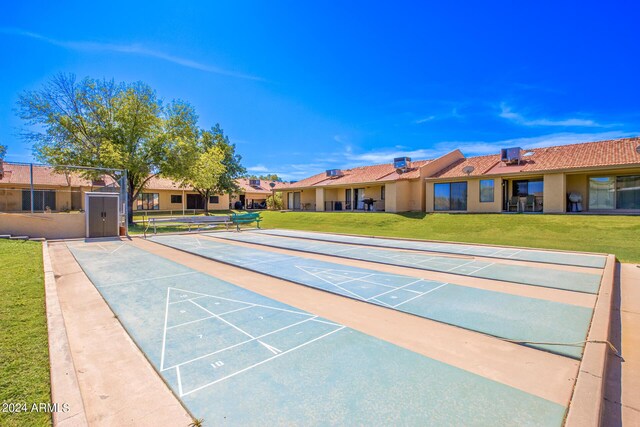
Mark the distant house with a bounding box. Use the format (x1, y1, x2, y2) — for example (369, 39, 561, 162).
(281, 137, 640, 214)
(280, 151, 462, 213)
(138, 176, 229, 212)
(230, 178, 286, 210)
(0, 163, 114, 212)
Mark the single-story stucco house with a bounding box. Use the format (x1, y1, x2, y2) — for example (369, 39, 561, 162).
(281, 137, 640, 214)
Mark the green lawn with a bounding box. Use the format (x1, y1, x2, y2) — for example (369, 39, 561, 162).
(258, 211, 640, 263)
(129, 210, 248, 235)
(0, 240, 51, 427)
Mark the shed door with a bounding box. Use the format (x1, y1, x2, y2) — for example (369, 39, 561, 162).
(102, 197, 119, 237)
(88, 196, 119, 238)
(88, 197, 105, 238)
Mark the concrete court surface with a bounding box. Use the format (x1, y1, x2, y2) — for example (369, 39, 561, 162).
(256, 228, 607, 268)
(210, 231, 603, 293)
(43, 232, 626, 426)
(149, 233, 599, 359)
(57, 239, 566, 426)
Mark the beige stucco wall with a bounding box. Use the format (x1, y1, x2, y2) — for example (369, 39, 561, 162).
(300, 189, 316, 209)
(425, 181, 434, 212)
(0, 212, 86, 239)
(385, 183, 397, 212)
(394, 181, 412, 212)
(566, 174, 588, 200)
(467, 177, 503, 213)
(543, 173, 566, 213)
(315, 188, 325, 211)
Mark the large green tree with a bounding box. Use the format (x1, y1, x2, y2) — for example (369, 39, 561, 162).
(17, 73, 198, 223)
(248, 173, 283, 182)
(173, 124, 244, 213)
(179, 139, 226, 214)
(204, 124, 246, 195)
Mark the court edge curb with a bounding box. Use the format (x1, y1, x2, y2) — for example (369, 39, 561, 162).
(565, 253, 616, 427)
(43, 241, 89, 427)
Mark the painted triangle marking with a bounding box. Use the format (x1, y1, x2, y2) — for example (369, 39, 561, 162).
(258, 340, 282, 355)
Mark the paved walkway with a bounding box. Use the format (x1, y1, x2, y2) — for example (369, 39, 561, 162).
(604, 263, 640, 426)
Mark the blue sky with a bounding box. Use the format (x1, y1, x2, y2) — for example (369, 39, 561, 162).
(1, 1, 639, 180)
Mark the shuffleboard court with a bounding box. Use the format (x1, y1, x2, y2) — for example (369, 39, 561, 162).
(257, 229, 608, 268)
(211, 231, 602, 294)
(149, 234, 593, 358)
(65, 240, 567, 425)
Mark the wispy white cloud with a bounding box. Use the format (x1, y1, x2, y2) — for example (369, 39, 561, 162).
(414, 116, 435, 124)
(499, 103, 609, 127)
(246, 165, 269, 173)
(0, 27, 262, 81)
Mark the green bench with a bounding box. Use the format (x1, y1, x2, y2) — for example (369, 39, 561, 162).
(231, 212, 262, 231)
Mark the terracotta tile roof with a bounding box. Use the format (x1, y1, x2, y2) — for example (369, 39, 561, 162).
(235, 178, 287, 194)
(430, 155, 500, 179)
(0, 163, 110, 187)
(145, 176, 188, 190)
(431, 137, 640, 179)
(286, 160, 431, 189)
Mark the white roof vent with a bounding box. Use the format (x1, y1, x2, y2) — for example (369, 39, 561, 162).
(326, 169, 344, 178)
(500, 147, 522, 165)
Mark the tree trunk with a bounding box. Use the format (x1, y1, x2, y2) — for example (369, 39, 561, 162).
(204, 189, 210, 215)
(127, 189, 135, 225)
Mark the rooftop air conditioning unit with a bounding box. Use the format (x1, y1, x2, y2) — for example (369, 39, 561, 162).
(394, 157, 412, 174)
(500, 147, 522, 165)
(249, 179, 261, 187)
(326, 169, 344, 178)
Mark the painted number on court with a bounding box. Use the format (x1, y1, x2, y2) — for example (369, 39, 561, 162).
(211, 361, 224, 369)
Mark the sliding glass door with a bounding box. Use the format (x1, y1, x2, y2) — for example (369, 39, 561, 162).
(589, 175, 640, 210)
(434, 182, 467, 211)
(588, 177, 615, 210)
(616, 176, 640, 209)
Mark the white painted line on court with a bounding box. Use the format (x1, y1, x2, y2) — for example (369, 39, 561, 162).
(167, 306, 255, 330)
(169, 295, 209, 305)
(446, 259, 480, 272)
(310, 318, 342, 327)
(392, 282, 449, 308)
(505, 250, 524, 258)
(295, 266, 370, 301)
(258, 340, 282, 355)
(180, 326, 346, 397)
(98, 272, 199, 288)
(190, 300, 255, 339)
(367, 278, 425, 300)
(163, 316, 320, 371)
(170, 287, 312, 317)
(467, 262, 496, 275)
(160, 287, 170, 371)
(176, 365, 184, 397)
